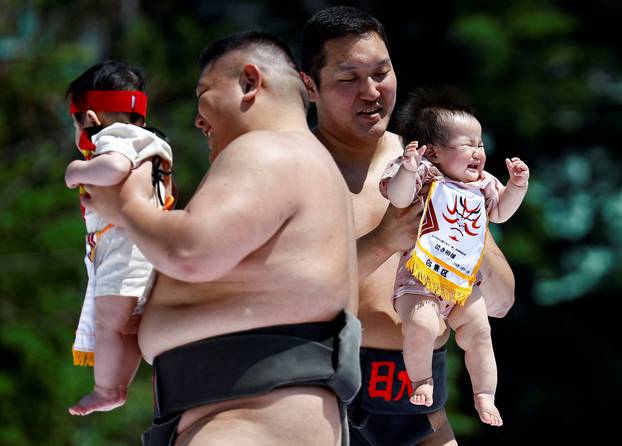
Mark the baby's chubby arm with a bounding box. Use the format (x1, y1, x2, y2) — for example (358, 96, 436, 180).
(386, 141, 427, 208)
(65, 152, 132, 189)
(488, 157, 529, 223)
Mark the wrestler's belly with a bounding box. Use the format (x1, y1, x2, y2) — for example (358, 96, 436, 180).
(138, 274, 348, 363)
(358, 253, 448, 350)
(175, 386, 341, 446)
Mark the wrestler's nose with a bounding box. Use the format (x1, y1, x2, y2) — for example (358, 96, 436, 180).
(194, 113, 206, 130)
(359, 77, 381, 101)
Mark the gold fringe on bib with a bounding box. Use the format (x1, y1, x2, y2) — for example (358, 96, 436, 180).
(405, 254, 473, 306)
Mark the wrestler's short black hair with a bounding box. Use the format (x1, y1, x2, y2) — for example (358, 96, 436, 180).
(396, 87, 476, 147)
(198, 30, 298, 72)
(66, 60, 147, 126)
(300, 6, 389, 87)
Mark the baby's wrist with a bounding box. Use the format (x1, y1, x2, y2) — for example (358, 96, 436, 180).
(508, 179, 528, 188)
(401, 163, 419, 173)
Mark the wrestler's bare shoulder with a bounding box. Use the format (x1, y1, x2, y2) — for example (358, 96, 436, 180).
(351, 131, 403, 237)
(199, 129, 348, 207)
(218, 129, 338, 168)
(375, 131, 403, 165)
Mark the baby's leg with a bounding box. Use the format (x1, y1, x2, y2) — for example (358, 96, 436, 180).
(116, 313, 142, 400)
(69, 295, 138, 416)
(448, 294, 502, 426)
(395, 293, 441, 407)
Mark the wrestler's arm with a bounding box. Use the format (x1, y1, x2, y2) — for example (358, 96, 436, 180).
(96, 135, 297, 282)
(477, 231, 515, 317)
(65, 152, 132, 188)
(357, 228, 394, 280)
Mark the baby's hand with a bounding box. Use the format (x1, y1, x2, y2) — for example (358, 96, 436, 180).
(505, 157, 529, 187)
(402, 141, 427, 172)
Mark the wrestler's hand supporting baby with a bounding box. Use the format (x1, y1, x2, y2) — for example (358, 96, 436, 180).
(357, 202, 424, 280)
(82, 160, 154, 227)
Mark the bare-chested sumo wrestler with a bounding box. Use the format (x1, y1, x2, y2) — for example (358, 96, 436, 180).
(85, 31, 361, 446)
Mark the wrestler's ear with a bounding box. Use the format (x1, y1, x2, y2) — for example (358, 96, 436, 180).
(84, 110, 102, 128)
(300, 71, 318, 102)
(240, 64, 262, 103)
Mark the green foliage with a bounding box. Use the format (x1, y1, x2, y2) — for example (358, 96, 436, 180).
(447, 1, 621, 308)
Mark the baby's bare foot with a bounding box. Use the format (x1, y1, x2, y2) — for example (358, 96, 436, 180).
(68, 385, 126, 416)
(409, 377, 434, 407)
(473, 393, 503, 426)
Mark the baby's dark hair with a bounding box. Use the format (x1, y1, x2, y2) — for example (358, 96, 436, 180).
(66, 60, 147, 126)
(396, 87, 476, 147)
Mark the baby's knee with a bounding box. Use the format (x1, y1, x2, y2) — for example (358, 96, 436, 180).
(402, 309, 440, 340)
(94, 307, 132, 333)
(95, 316, 126, 333)
(94, 295, 137, 332)
(455, 323, 492, 351)
(120, 314, 140, 336)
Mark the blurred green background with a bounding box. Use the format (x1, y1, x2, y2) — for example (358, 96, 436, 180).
(1, 0, 620, 444)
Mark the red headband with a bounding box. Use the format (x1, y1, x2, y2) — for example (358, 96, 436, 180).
(69, 90, 148, 117)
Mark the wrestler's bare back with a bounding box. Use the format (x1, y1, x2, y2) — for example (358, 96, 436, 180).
(138, 130, 357, 445)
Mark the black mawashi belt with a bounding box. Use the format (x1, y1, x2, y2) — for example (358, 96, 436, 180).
(142, 311, 361, 446)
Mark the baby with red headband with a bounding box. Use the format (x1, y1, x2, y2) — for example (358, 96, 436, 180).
(65, 60, 174, 416)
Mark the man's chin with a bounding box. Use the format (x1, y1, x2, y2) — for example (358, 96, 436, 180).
(363, 119, 389, 138)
